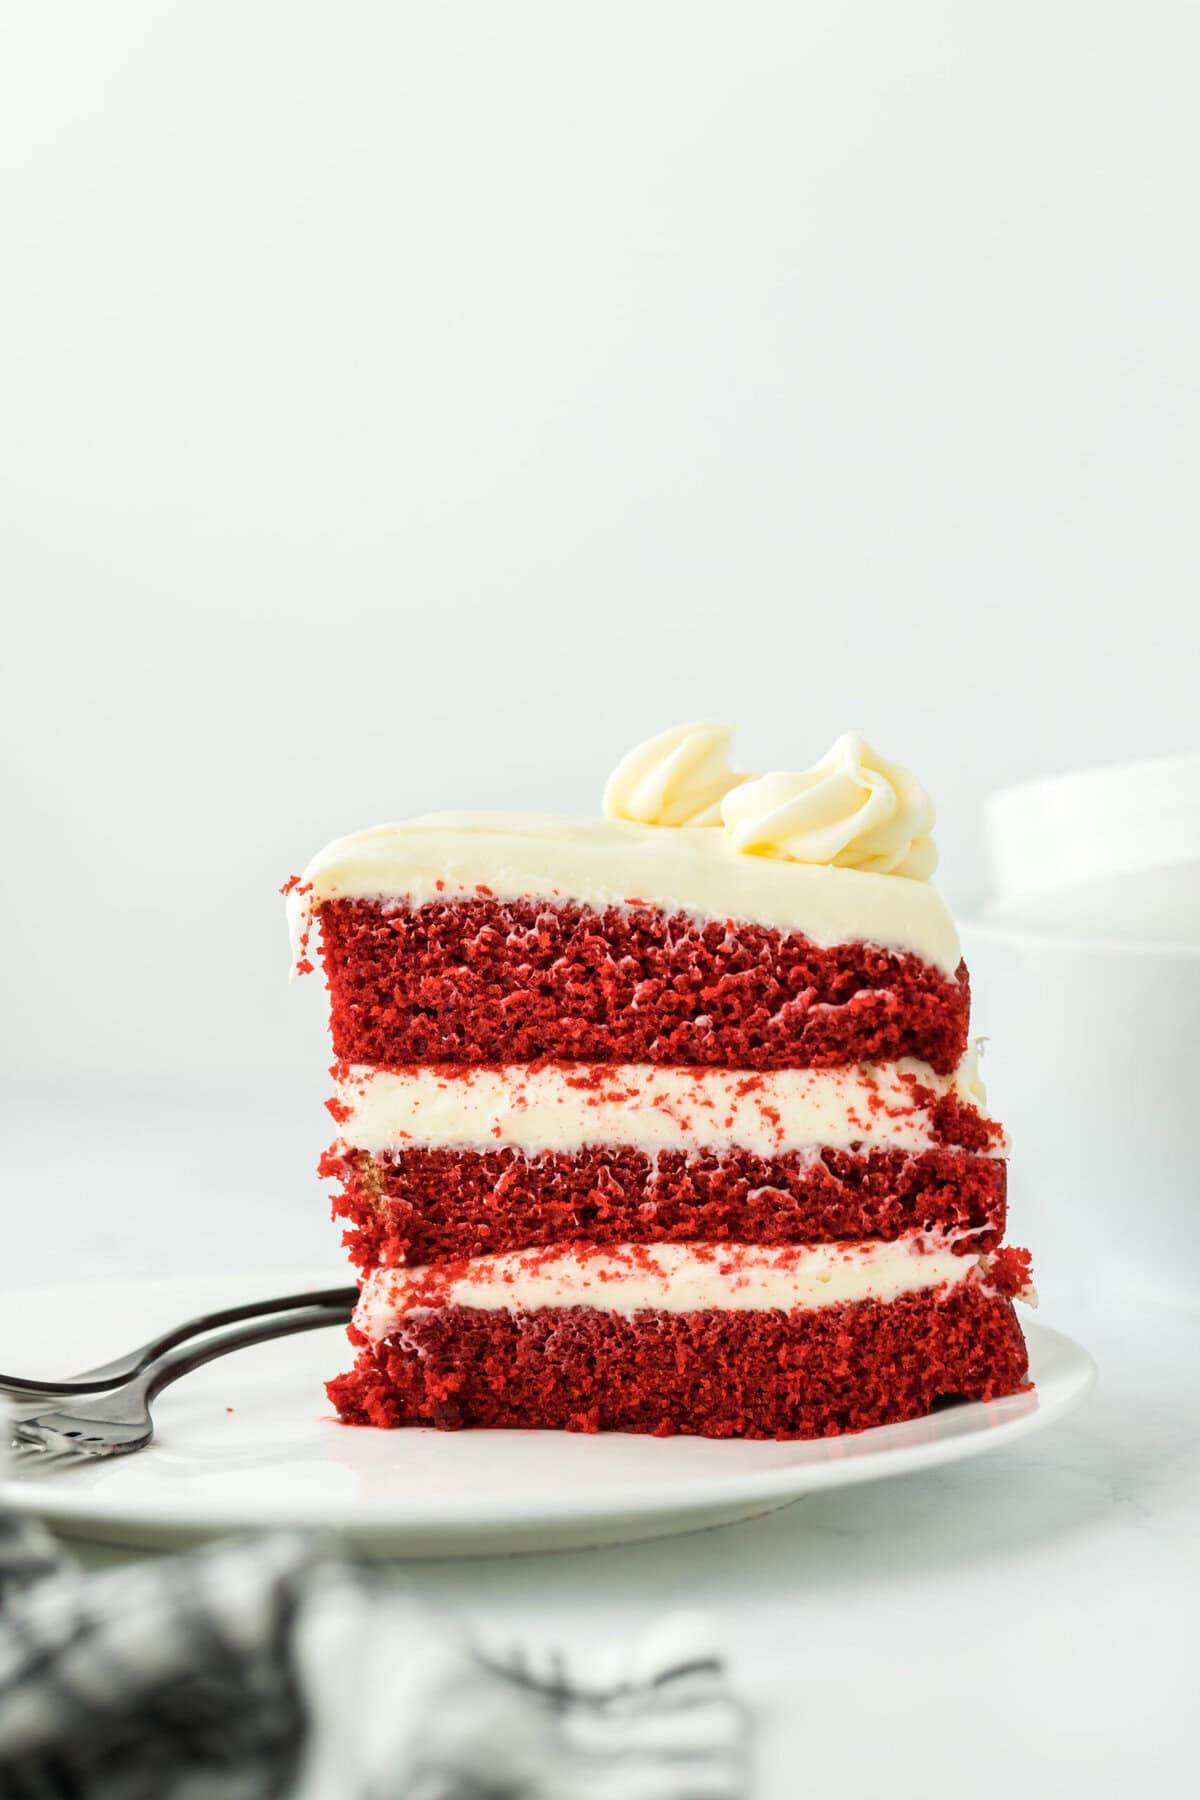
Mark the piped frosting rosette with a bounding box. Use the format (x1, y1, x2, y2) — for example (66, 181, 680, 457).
(606, 723, 937, 879)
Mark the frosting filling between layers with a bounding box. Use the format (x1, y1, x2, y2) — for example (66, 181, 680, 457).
(288, 810, 961, 977)
(330, 1054, 1002, 1158)
(354, 1232, 984, 1340)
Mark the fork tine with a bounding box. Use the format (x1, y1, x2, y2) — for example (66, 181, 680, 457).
(7, 1301, 349, 1471)
(6, 1439, 81, 1471)
(11, 1413, 149, 1458)
(11, 1429, 75, 1457)
(9, 1429, 56, 1454)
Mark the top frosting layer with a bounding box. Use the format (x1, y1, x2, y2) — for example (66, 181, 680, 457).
(288, 808, 962, 976)
(288, 726, 959, 975)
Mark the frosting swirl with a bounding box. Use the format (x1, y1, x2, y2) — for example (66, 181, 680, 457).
(603, 721, 752, 828)
(720, 732, 937, 878)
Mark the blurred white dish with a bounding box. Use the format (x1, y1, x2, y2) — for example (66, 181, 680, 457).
(962, 919, 1200, 1308)
(983, 751, 1200, 939)
(981, 862, 1200, 944)
(0, 1270, 1092, 1557)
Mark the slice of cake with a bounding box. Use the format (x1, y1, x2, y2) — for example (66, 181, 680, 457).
(285, 724, 1034, 1438)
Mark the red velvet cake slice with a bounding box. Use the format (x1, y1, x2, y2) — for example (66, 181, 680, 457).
(287, 723, 1035, 1438)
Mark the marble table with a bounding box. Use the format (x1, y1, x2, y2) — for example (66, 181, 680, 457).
(4, 1080, 1196, 1798)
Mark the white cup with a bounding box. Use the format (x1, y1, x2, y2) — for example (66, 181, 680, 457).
(961, 919, 1200, 1311)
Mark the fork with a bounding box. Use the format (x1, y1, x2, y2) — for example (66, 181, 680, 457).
(7, 1301, 353, 1465)
(0, 1284, 358, 1398)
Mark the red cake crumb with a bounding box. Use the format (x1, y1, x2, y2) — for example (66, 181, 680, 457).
(316, 896, 971, 1074)
(982, 1245, 1035, 1299)
(897, 1072, 1006, 1153)
(284, 876, 316, 970)
(327, 1282, 1029, 1438)
(325, 1142, 1006, 1272)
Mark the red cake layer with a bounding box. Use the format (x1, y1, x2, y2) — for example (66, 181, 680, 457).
(317, 896, 970, 1073)
(328, 1282, 1029, 1437)
(325, 1143, 1006, 1273)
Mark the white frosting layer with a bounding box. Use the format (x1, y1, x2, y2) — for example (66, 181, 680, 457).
(332, 1055, 1000, 1158)
(288, 811, 961, 976)
(353, 1232, 981, 1340)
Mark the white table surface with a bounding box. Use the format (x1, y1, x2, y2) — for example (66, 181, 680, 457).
(4, 1080, 1197, 1800)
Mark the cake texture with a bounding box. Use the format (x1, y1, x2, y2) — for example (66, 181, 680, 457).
(328, 1285, 1030, 1438)
(315, 896, 971, 1071)
(287, 722, 1035, 1439)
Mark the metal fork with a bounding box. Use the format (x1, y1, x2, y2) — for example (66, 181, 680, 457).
(7, 1301, 352, 1465)
(0, 1284, 357, 1399)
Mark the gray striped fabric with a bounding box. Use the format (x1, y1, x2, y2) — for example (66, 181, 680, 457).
(0, 1507, 745, 1798)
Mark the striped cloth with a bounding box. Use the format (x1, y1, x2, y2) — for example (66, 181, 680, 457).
(0, 1506, 745, 1798)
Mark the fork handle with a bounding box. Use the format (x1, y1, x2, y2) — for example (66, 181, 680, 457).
(138, 1303, 355, 1406)
(0, 1285, 359, 1397)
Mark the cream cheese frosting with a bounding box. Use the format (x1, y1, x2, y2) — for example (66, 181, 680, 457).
(288, 812, 960, 976)
(330, 1054, 1000, 1159)
(720, 732, 937, 878)
(353, 1231, 983, 1339)
(602, 720, 752, 827)
(287, 727, 957, 975)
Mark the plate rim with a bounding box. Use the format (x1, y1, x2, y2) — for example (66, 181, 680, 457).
(0, 1269, 1097, 1542)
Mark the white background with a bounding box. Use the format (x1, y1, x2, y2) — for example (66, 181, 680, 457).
(1, 12, 1197, 1797)
(3, 1, 1198, 1091)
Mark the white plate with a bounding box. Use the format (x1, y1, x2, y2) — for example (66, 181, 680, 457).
(0, 1270, 1095, 1556)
